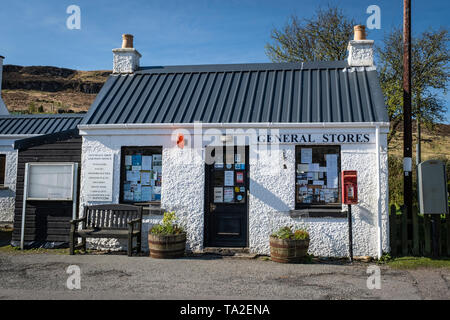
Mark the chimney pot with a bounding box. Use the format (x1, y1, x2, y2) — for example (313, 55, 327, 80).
(122, 34, 134, 49)
(353, 25, 366, 40)
(0, 55, 10, 115)
(347, 25, 374, 67)
(112, 34, 141, 74)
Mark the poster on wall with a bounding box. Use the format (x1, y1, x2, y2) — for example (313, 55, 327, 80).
(142, 156, 153, 170)
(214, 187, 223, 203)
(301, 148, 312, 164)
(84, 153, 114, 202)
(326, 154, 338, 189)
(223, 187, 234, 202)
(224, 171, 234, 186)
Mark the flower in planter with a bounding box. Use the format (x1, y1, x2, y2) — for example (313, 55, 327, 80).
(150, 211, 185, 235)
(271, 226, 309, 240)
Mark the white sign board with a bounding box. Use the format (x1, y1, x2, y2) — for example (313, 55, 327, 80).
(85, 153, 114, 201)
(27, 164, 74, 200)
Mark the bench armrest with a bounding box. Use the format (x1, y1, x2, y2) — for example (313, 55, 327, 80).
(128, 218, 142, 233)
(127, 218, 141, 225)
(70, 216, 86, 225)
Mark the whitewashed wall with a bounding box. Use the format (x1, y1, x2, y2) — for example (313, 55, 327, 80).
(0, 142, 18, 223)
(79, 125, 389, 257)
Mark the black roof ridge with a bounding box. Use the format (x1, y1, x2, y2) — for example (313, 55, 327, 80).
(135, 60, 349, 75)
(14, 128, 80, 150)
(0, 113, 85, 119)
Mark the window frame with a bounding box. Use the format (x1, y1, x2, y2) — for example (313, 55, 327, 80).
(294, 145, 342, 210)
(119, 146, 163, 205)
(0, 154, 5, 187)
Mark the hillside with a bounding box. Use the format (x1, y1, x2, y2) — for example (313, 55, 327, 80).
(2, 65, 109, 113)
(389, 122, 450, 160)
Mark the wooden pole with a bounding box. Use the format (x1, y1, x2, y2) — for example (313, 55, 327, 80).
(403, 0, 413, 243)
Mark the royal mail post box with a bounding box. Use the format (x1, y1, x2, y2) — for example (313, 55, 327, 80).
(342, 170, 358, 204)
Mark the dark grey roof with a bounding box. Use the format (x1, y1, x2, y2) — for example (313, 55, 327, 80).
(82, 61, 388, 125)
(14, 128, 80, 150)
(0, 114, 84, 135)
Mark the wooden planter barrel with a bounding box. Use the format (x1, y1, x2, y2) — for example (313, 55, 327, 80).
(148, 233, 186, 259)
(269, 236, 310, 263)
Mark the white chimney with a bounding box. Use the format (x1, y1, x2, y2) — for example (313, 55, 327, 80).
(347, 25, 374, 67)
(112, 34, 141, 74)
(0, 55, 9, 115)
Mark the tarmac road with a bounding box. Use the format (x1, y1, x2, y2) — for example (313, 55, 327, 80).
(0, 252, 449, 300)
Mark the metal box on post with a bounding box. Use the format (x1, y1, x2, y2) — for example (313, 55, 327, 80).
(418, 160, 448, 215)
(341, 170, 358, 205)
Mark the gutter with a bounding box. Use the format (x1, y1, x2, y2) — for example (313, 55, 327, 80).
(78, 121, 390, 133)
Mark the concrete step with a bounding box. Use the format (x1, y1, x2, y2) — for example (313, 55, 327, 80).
(198, 247, 258, 259)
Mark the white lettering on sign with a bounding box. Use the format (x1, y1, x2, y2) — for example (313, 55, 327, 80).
(257, 133, 372, 144)
(84, 153, 114, 201)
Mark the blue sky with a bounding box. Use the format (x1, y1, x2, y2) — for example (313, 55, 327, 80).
(0, 0, 449, 122)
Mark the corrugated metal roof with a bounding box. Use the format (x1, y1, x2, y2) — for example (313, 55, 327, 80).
(0, 114, 84, 135)
(82, 61, 388, 125)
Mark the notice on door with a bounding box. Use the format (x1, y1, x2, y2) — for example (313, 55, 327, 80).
(85, 153, 114, 201)
(214, 187, 223, 203)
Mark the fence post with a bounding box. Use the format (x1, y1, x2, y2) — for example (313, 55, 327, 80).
(447, 214, 450, 257)
(424, 214, 431, 256)
(389, 205, 397, 256)
(402, 206, 408, 256)
(435, 216, 442, 257)
(412, 206, 419, 256)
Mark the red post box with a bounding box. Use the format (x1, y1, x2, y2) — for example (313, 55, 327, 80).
(341, 170, 358, 204)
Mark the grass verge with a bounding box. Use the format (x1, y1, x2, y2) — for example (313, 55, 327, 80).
(0, 245, 69, 255)
(386, 256, 450, 269)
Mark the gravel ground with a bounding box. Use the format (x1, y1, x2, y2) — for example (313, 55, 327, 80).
(0, 252, 449, 300)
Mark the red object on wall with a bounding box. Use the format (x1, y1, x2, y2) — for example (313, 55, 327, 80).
(177, 133, 184, 148)
(341, 170, 358, 204)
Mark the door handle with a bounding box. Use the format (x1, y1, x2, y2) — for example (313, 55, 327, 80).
(210, 204, 216, 211)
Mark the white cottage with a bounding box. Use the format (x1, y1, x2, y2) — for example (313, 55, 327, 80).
(78, 31, 389, 258)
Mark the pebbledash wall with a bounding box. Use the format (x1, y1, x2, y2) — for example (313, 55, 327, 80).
(0, 139, 18, 223)
(78, 123, 389, 258)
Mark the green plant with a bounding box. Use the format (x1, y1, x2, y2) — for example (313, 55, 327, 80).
(377, 253, 392, 264)
(271, 226, 309, 240)
(150, 211, 185, 235)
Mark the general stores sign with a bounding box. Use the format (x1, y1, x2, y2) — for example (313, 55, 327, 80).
(256, 133, 373, 144)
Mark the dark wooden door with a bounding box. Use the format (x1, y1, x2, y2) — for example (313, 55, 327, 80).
(204, 146, 248, 247)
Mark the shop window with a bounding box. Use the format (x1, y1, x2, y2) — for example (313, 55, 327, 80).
(0, 155, 5, 187)
(295, 145, 341, 209)
(120, 147, 162, 204)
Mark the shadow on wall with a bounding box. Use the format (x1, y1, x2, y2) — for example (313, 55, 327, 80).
(249, 178, 290, 212)
(0, 188, 15, 198)
(356, 205, 375, 226)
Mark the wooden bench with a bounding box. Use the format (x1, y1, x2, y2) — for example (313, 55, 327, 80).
(70, 204, 143, 256)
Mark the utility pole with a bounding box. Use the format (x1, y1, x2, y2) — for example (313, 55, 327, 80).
(416, 94, 421, 165)
(403, 0, 413, 241)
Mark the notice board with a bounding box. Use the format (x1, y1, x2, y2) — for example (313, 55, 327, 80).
(27, 163, 75, 200)
(85, 153, 114, 201)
